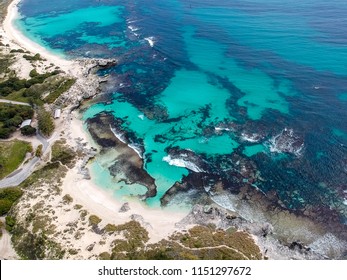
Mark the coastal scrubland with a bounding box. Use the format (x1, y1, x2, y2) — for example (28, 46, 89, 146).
(4, 137, 263, 260)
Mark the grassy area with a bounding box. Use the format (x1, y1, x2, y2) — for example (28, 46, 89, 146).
(0, 140, 32, 179)
(45, 78, 75, 104)
(0, 187, 23, 216)
(101, 223, 262, 260)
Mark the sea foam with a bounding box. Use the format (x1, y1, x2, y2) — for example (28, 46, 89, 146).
(162, 155, 204, 173)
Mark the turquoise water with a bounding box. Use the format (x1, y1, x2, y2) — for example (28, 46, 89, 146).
(16, 0, 347, 225)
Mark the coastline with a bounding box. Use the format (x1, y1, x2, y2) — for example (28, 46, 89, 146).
(1, 0, 188, 245)
(3, 0, 74, 74)
(3, 0, 345, 261)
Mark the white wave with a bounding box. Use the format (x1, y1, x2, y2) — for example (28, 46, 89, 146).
(126, 19, 138, 24)
(268, 128, 304, 157)
(109, 125, 126, 144)
(241, 132, 261, 143)
(128, 143, 143, 159)
(215, 127, 231, 132)
(110, 125, 143, 158)
(162, 155, 204, 173)
(144, 36, 155, 47)
(128, 25, 139, 32)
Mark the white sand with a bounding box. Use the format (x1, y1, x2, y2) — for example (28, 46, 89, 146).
(2, 0, 78, 76)
(66, 115, 188, 243)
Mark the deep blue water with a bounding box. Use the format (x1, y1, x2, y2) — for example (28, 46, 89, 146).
(16, 0, 347, 222)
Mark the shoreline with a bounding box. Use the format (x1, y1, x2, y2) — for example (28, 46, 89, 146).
(66, 112, 189, 243)
(2, 0, 189, 244)
(2, 0, 74, 74)
(2, 0, 345, 260)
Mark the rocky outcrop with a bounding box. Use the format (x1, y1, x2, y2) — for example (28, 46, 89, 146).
(56, 58, 117, 110)
(86, 113, 157, 198)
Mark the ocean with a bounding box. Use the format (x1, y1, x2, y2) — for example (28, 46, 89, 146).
(15, 0, 347, 230)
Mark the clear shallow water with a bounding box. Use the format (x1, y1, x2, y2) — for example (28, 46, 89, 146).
(17, 0, 347, 219)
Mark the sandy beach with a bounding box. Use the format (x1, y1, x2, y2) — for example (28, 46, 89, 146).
(2, 0, 76, 75)
(1, 0, 188, 249)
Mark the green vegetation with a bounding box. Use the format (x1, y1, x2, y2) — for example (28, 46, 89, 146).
(0, 140, 32, 179)
(23, 53, 42, 62)
(0, 70, 64, 105)
(5, 215, 15, 232)
(20, 125, 36, 136)
(35, 144, 43, 157)
(51, 140, 76, 167)
(0, 55, 13, 77)
(104, 223, 118, 233)
(99, 252, 111, 260)
(62, 194, 73, 204)
(0, 103, 34, 139)
(8, 160, 68, 259)
(89, 215, 102, 227)
(0, 187, 23, 216)
(11, 227, 65, 259)
(102, 223, 262, 260)
(10, 49, 26, 54)
(0, 72, 59, 96)
(45, 78, 75, 104)
(0, 219, 3, 238)
(37, 107, 54, 137)
(19, 161, 67, 189)
(29, 69, 39, 77)
(73, 204, 83, 210)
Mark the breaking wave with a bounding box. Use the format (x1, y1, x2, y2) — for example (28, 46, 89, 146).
(144, 36, 155, 47)
(241, 132, 262, 143)
(268, 128, 304, 157)
(110, 125, 143, 158)
(162, 155, 204, 173)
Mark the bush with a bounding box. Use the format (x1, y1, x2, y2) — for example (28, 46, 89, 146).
(10, 49, 25, 53)
(29, 69, 39, 77)
(0, 187, 23, 215)
(23, 53, 42, 61)
(37, 108, 54, 137)
(5, 216, 15, 232)
(0, 103, 34, 138)
(62, 194, 73, 204)
(89, 215, 102, 226)
(35, 144, 43, 157)
(21, 125, 36, 136)
(45, 78, 75, 104)
(0, 199, 12, 216)
(0, 127, 13, 139)
(4, 115, 23, 128)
